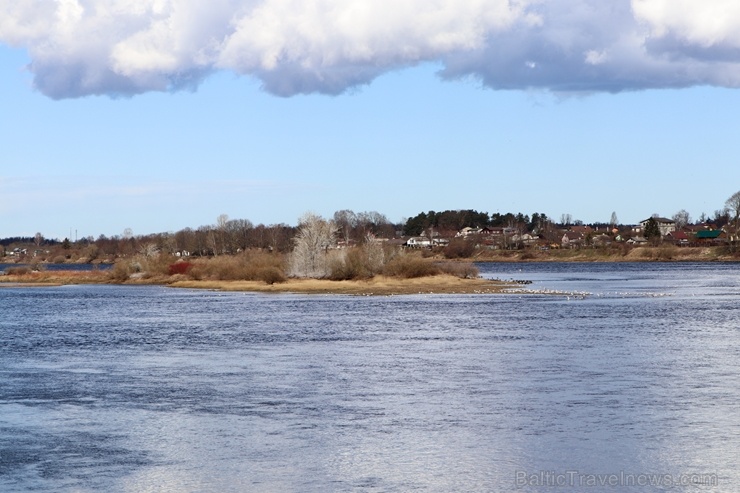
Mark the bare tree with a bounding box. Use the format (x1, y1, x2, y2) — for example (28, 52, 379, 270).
(672, 209, 691, 230)
(333, 209, 357, 245)
(609, 212, 619, 229)
(213, 214, 229, 255)
(195, 225, 212, 255)
(267, 224, 293, 252)
(174, 227, 197, 254)
(139, 242, 159, 257)
(363, 232, 385, 273)
(224, 218, 253, 252)
(289, 213, 337, 278)
(714, 209, 730, 228)
(726, 191, 740, 231)
(726, 191, 740, 249)
(560, 213, 572, 227)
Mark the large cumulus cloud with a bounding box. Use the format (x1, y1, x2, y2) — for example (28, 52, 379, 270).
(2, 0, 740, 98)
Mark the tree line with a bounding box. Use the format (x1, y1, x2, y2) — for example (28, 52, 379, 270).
(4, 189, 740, 258)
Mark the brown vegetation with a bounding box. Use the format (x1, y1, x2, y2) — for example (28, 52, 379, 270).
(380, 254, 479, 279)
(106, 251, 287, 284)
(0, 269, 110, 286)
(170, 275, 507, 296)
(443, 238, 477, 259)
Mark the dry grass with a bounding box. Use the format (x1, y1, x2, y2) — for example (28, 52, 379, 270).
(170, 274, 509, 296)
(0, 270, 110, 286)
(0, 269, 508, 295)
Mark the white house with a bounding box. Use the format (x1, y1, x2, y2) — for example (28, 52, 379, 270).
(639, 217, 676, 237)
(405, 237, 432, 248)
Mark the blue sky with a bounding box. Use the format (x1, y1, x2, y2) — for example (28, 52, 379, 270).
(2, 1, 740, 240)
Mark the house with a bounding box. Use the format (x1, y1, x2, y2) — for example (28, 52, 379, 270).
(511, 233, 538, 246)
(694, 230, 725, 245)
(627, 236, 648, 245)
(569, 225, 594, 236)
(456, 227, 482, 237)
(561, 231, 583, 249)
(639, 217, 676, 237)
(592, 234, 612, 247)
(405, 237, 432, 248)
(480, 226, 503, 235)
(666, 231, 689, 246)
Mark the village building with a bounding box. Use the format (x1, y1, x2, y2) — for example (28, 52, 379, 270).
(639, 217, 676, 236)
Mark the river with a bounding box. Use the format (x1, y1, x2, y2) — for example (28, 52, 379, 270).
(1, 262, 738, 492)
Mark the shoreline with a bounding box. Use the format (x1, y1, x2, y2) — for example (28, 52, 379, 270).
(0, 272, 511, 295)
(469, 246, 740, 263)
(2, 249, 738, 295)
(169, 275, 510, 296)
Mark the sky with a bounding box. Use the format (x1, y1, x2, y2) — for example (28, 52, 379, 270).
(2, 0, 740, 240)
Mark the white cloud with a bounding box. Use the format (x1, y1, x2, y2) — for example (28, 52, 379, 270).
(2, 0, 740, 98)
(633, 0, 740, 48)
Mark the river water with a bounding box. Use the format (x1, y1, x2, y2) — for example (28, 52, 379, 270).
(1, 262, 738, 492)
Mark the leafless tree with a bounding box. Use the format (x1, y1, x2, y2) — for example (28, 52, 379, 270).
(211, 214, 229, 255)
(139, 243, 159, 257)
(672, 209, 691, 230)
(560, 213, 572, 227)
(363, 232, 385, 272)
(726, 191, 740, 249)
(174, 227, 196, 254)
(224, 218, 253, 252)
(726, 191, 740, 231)
(289, 213, 337, 278)
(333, 209, 357, 245)
(713, 209, 729, 227)
(267, 224, 293, 252)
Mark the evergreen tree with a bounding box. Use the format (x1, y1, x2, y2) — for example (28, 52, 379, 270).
(644, 217, 660, 240)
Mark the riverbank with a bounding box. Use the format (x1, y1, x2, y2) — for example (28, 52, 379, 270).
(169, 275, 510, 295)
(2, 246, 737, 294)
(0, 270, 510, 295)
(471, 246, 740, 262)
(0, 270, 110, 286)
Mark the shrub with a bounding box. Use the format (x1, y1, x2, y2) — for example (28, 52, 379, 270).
(329, 248, 373, 280)
(6, 266, 31, 276)
(141, 254, 177, 277)
(187, 252, 287, 283)
(443, 238, 476, 259)
(256, 267, 286, 284)
(108, 261, 132, 281)
(436, 261, 479, 279)
(420, 248, 436, 258)
(168, 261, 193, 275)
(383, 254, 439, 278)
(655, 246, 677, 260)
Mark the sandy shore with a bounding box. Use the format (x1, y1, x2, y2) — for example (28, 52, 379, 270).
(170, 275, 510, 296)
